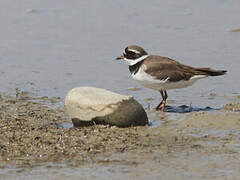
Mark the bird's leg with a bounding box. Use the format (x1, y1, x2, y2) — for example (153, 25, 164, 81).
(155, 101, 163, 111)
(161, 91, 168, 112)
(155, 91, 164, 111)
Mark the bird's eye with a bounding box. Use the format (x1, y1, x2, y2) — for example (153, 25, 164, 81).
(128, 51, 135, 55)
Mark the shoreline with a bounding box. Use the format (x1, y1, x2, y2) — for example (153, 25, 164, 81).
(0, 91, 240, 179)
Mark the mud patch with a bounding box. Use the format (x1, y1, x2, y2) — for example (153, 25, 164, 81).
(0, 92, 194, 167)
(1, 92, 240, 179)
(222, 102, 240, 112)
(177, 111, 240, 129)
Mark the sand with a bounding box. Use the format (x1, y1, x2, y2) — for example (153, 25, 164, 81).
(0, 91, 240, 179)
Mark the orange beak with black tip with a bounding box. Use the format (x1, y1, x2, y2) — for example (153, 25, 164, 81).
(116, 55, 125, 60)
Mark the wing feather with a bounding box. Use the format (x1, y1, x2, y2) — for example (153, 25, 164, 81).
(144, 56, 196, 82)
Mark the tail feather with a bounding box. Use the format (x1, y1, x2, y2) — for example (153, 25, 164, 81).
(195, 68, 227, 76)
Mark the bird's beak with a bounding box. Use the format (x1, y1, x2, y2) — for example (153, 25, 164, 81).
(116, 55, 124, 60)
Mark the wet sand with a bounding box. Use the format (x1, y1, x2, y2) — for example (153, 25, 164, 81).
(0, 92, 240, 179)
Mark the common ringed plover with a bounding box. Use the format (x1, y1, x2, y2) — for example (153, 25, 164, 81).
(116, 45, 227, 112)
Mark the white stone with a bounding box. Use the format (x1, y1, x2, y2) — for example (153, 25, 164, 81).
(65, 87, 131, 121)
(65, 87, 148, 127)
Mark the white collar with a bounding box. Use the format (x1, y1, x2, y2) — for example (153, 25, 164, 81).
(124, 55, 149, 66)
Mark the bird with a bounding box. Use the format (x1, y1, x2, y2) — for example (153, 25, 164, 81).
(116, 45, 227, 112)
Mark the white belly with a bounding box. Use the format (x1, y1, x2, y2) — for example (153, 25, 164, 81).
(131, 67, 206, 91)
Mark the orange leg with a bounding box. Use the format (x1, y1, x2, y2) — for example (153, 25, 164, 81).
(162, 100, 166, 112)
(155, 91, 168, 112)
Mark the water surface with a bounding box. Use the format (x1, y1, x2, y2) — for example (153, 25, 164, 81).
(0, 0, 239, 109)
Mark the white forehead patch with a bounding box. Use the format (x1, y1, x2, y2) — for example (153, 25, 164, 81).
(124, 55, 149, 66)
(127, 48, 141, 54)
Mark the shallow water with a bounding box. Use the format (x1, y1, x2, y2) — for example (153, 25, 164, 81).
(1, 0, 240, 179)
(0, 0, 239, 109)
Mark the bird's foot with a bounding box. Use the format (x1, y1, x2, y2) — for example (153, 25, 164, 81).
(161, 102, 166, 112)
(155, 101, 163, 111)
(155, 104, 166, 112)
(155, 101, 166, 112)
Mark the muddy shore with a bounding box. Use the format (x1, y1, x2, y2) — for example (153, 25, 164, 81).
(0, 91, 240, 179)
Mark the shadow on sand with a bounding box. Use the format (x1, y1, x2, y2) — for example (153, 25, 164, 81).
(163, 105, 217, 113)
